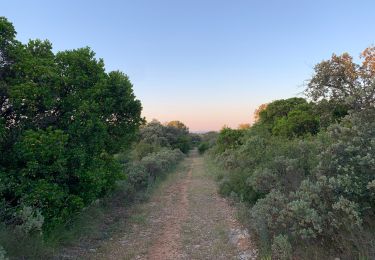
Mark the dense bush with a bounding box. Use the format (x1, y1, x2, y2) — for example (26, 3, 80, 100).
(117, 119, 189, 196)
(271, 234, 292, 260)
(0, 17, 143, 231)
(125, 148, 184, 191)
(134, 119, 192, 156)
(0, 245, 7, 260)
(198, 142, 209, 154)
(215, 127, 244, 153)
(211, 47, 375, 258)
(196, 131, 218, 155)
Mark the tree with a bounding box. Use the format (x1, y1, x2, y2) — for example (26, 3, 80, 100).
(254, 103, 268, 123)
(0, 16, 17, 78)
(166, 120, 189, 131)
(165, 120, 191, 153)
(216, 127, 244, 153)
(254, 98, 319, 137)
(257, 98, 307, 128)
(0, 17, 143, 229)
(272, 110, 319, 137)
(306, 47, 375, 110)
(135, 119, 192, 157)
(238, 123, 251, 130)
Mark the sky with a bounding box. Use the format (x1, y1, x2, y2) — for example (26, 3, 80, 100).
(2, 0, 375, 132)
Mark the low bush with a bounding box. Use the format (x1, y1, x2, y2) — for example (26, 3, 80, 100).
(127, 148, 184, 186)
(198, 142, 209, 154)
(271, 234, 292, 260)
(0, 245, 7, 260)
(211, 97, 375, 258)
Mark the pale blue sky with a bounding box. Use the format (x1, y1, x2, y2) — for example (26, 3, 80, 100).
(2, 0, 375, 131)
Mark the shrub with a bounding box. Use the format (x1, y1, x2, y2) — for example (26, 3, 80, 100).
(212, 104, 375, 258)
(124, 148, 184, 190)
(136, 120, 193, 154)
(15, 206, 44, 235)
(198, 142, 209, 154)
(0, 245, 7, 260)
(215, 127, 245, 153)
(126, 164, 149, 190)
(271, 234, 292, 260)
(251, 190, 287, 241)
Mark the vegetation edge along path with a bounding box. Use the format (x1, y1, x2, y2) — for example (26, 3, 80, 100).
(72, 150, 257, 260)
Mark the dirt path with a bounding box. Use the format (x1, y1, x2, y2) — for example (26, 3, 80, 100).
(83, 151, 257, 259)
(146, 168, 191, 259)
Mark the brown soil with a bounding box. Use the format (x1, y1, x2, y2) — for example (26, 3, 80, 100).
(146, 169, 192, 259)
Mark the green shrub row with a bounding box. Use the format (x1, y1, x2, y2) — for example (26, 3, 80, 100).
(211, 47, 375, 259)
(125, 148, 185, 192)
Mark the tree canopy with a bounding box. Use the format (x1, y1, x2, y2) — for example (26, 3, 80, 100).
(0, 17, 143, 229)
(306, 47, 375, 110)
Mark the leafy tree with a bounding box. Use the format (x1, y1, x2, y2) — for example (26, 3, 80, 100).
(215, 127, 244, 153)
(0, 17, 143, 229)
(238, 123, 251, 129)
(306, 48, 375, 110)
(272, 105, 319, 137)
(139, 120, 169, 146)
(198, 142, 209, 154)
(0, 16, 17, 79)
(255, 98, 319, 137)
(257, 98, 307, 131)
(165, 120, 191, 153)
(166, 120, 188, 130)
(312, 99, 348, 128)
(133, 119, 192, 159)
(201, 131, 219, 146)
(253, 103, 268, 123)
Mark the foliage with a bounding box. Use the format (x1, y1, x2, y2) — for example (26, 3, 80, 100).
(195, 131, 218, 155)
(118, 119, 189, 200)
(165, 120, 192, 153)
(0, 16, 187, 259)
(15, 206, 44, 235)
(212, 47, 375, 258)
(189, 133, 202, 146)
(272, 106, 319, 137)
(198, 142, 209, 154)
(253, 103, 268, 123)
(0, 245, 7, 260)
(271, 234, 292, 260)
(215, 127, 244, 153)
(255, 98, 320, 137)
(306, 47, 375, 110)
(238, 123, 251, 129)
(257, 98, 306, 126)
(0, 17, 143, 231)
(214, 109, 375, 258)
(200, 131, 218, 148)
(135, 119, 192, 155)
